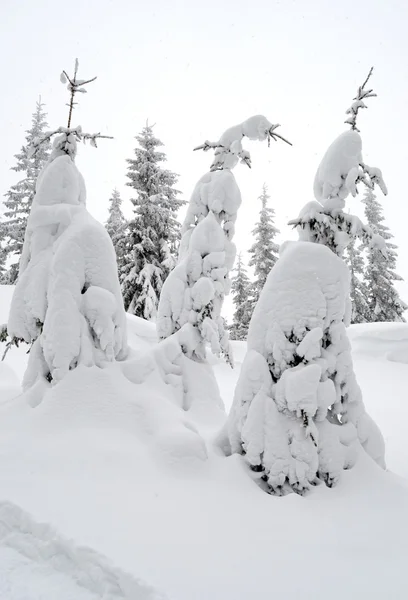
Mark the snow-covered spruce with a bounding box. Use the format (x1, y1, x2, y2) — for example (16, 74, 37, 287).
(227, 241, 385, 495)
(345, 240, 369, 324)
(230, 252, 252, 341)
(1, 99, 51, 283)
(7, 62, 127, 393)
(106, 188, 128, 281)
(8, 135, 128, 391)
(121, 124, 184, 320)
(157, 115, 290, 364)
(248, 183, 280, 310)
(362, 189, 406, 322)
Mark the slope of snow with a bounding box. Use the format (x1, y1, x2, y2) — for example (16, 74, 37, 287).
(1, 286, 408, 599)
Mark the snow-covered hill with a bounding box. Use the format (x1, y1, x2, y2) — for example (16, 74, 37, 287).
(1, 285, 408, 599)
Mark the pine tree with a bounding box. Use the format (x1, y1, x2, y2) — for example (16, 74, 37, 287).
(106, 188, 128, 280)
(122, 124, 184, 319)
(2, 99, 51, 282)
(362, 189, 406, 321)
(345, 240, 369, 323)
(7, 59, 126, 389)
(248, 184, 279, 305)
(230, 252, 252, 340)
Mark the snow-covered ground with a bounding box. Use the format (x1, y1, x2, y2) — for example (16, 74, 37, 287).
(1, 285, 408, 599)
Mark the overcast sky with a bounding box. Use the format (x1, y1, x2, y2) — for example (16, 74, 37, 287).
(2, 0, 408, 314)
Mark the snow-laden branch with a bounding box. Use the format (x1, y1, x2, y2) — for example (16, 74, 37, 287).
(344, 67, 377, 132)
(28, 126, 113, 160)
(289, 200, 387, 257)
(194, 115, 292, 171)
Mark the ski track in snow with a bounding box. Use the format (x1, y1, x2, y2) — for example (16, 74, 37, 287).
(0, 501, 164, 600)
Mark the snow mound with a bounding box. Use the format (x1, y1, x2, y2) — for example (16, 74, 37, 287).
(349, 322, 408, 363)
(0, 501, 164, 600)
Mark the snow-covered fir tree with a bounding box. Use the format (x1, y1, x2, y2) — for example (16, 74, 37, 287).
(0, 242, 7, 283)
(7, 60, 127, 396)
(121, 125, 184, 319)
(157, 116, 291, 365)
(362, 189, 406, 321)
(2, 99, 51, 282)
(345, 240, 369, 323)
(227, 71, 386, 495)
(248, 184, 279, 306)
(230, 252, 252, 341)
(105, 188, 128, 280)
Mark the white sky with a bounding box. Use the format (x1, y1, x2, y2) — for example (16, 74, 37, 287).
(1, 0, 408, 315)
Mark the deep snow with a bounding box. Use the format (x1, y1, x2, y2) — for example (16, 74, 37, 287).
(1, 286, 408, 599)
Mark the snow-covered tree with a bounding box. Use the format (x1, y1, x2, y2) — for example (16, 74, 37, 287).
(345, 240, 369, 323)
(0, 242, 7, 283)
(121, 125, 184, 319)
(362, 189, 406, 321)
(7, 59, 127, 397)
(227, 241, 385, 495)
(105, 188, 128, 280)
(248, 184, 279, 306)
(227, 71, 386, 495)
(157, 116, 291, 365)
(230, 252, 252, 341)
(2, 99, 51, 282)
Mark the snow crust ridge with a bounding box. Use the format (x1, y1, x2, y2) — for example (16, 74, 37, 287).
(0, 501, 166, 600)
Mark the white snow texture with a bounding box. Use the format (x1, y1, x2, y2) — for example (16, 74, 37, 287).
(228, 241, 385, 494)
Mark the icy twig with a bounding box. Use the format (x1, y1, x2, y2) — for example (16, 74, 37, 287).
(345, 67, 377, 132)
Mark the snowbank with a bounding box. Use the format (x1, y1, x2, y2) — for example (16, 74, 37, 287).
(1, 287, 408, 599)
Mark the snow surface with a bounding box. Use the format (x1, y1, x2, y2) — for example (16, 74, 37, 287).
(1, 287, 408, 598)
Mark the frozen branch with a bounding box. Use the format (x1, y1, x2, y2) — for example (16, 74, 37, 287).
(345, 67, 377, 132)
(61, 59, 97, 128)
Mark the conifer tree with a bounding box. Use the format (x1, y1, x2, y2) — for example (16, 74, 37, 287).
(157, 115, 291, 367)
(345, 241, 369, 323)
(362, 189, 406, 321)
(0, 243, 7, 283)
(2, 99, 51, 282)
(230, 252, 252, 340)
(106, 188, 128, 280)
(122, 125, 184, 319)
(7, 59, 126, 391)
(248, 184, 279, 305)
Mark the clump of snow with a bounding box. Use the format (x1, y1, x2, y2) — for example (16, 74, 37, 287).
(313, 130, 387, 211)
(7, 142, 128, 391)
(228, 241, 385, 494)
